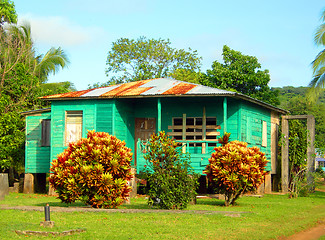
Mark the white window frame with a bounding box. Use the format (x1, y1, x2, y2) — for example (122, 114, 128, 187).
(65, 111, 83, 145)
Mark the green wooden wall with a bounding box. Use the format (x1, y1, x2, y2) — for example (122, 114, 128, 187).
(240, 100, 272, 171)
(26, 96, 273, 174)
(25, 111, 51, 173)
(50, 100, 96, 162)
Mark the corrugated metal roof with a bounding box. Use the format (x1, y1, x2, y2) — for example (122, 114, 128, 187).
(41, 78, 235, 99)
(40, 78, 288, 114)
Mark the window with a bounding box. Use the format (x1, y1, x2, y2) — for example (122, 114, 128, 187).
(65, 111, 83, 145)
(41, 119, 51, 147)
(262, 121, 267, 147)
(168, 115, 220, 151)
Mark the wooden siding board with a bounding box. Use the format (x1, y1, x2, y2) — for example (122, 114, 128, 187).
(25, 112, 51, 173)
(239, 100, 272, 171)
(50, 100, 97, 162)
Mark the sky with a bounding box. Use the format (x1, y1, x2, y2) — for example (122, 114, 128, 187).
(13, 0, 325, 91)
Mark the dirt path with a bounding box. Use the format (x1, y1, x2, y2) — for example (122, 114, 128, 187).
(0, 205, 246, 216)
(280, 222, 325, 240)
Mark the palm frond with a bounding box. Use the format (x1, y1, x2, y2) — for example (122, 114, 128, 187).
(34, 47, 70, 82)
(314, 23, 325, 46)
(309, 67, 325, 88)
(311, 49, 325, 74)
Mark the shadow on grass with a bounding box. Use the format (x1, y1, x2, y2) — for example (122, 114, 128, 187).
(310, 190, 325, 199)
(196, 199, 225, 206)
(35, 201, 87, 207)
(35, 199, 152, 209)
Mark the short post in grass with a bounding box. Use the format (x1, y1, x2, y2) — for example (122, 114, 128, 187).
(40, 203, 55, 228)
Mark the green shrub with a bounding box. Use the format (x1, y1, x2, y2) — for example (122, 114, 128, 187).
(144, 131, 198, 209)
(204, 133, 269, 206)
(49, 130, 133, 208)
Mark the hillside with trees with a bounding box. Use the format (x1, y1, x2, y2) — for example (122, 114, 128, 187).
(272, 86, 325, 151)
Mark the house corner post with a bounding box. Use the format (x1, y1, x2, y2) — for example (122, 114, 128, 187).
(307, 115, 315, 192)
(281, 116, 289, 193)
(157, 98, 161, 132)
(112, 100, 116, 136)
(223, 97, 227, 134)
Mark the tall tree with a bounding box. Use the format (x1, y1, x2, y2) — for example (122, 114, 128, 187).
(104, 36, 202, 85)
(0, 22, 70, 173)
(0, 0, 17, 27)
(201, 45, 279, 106)
(310, 9, 325, 89)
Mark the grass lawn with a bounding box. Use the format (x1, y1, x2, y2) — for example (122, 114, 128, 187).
(0, 188, 324, 240)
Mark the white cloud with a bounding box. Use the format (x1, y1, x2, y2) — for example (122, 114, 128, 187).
(18, 14, 106, 47)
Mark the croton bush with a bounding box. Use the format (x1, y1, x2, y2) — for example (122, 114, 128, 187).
(144, 131, 199, 210)
(204, 133, 269, 206)
(49, 130, 133, 208)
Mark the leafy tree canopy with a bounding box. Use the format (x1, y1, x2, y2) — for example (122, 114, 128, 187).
(0, 0, 17, 26)
(103, 36, 202, 86)
(276, 85, 325, 152)
(0, 22, 70, 173)
(201, 45, 279, 106)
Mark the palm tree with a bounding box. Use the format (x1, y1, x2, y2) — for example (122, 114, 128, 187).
(4, 23, 69, 82)
(310, 9, 325, 88)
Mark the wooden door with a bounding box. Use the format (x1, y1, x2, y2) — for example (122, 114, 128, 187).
(134, 118, 156, 165)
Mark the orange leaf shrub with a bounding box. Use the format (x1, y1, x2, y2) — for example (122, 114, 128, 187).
(204, 133, 268, 206)
(49, 130, 133, 208)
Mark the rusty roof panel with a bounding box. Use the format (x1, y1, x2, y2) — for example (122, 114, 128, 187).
(162, 82, 197, 95)
(101, 80, 151, 96)
(41, 89, 93, 99)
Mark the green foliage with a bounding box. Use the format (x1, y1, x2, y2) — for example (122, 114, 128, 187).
(276, 86, 325, 151)
(288, 167, 310, 198)
(102, 36, 202, 86)
(205, 133, 268, 206)
(144, 131, 198, 210)
(201, 45, 279, 106)
(0, 111, 24, 172)
(0, 22, 69, 172)
(0, 0, 17, 26)
(0, 62, 40, 172)
(287, 120, 307, 172)
(49, 130, 133, 208)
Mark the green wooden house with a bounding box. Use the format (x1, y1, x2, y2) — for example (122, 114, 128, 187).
(22, 78, 287, 193)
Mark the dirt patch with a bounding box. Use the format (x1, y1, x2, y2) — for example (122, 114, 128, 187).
(15, 229, 86, 237)
(279, 221, 325, 240)
(0, 205, 248, 217)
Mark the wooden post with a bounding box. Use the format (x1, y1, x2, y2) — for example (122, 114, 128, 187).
(281, 115, 316, 193)
(307, 115, 315, 191)
(182, 113, 186, 153)
(223, 97, 227, 133)
(48, 173, 57, 196)
(0, 173, 9, 200)
(112, 100, 116, 136)
(281, 116, 289, 193)
(23, 173, 34, 194)
(157, 98, 161, 132)
(202, 107, 206, 154)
